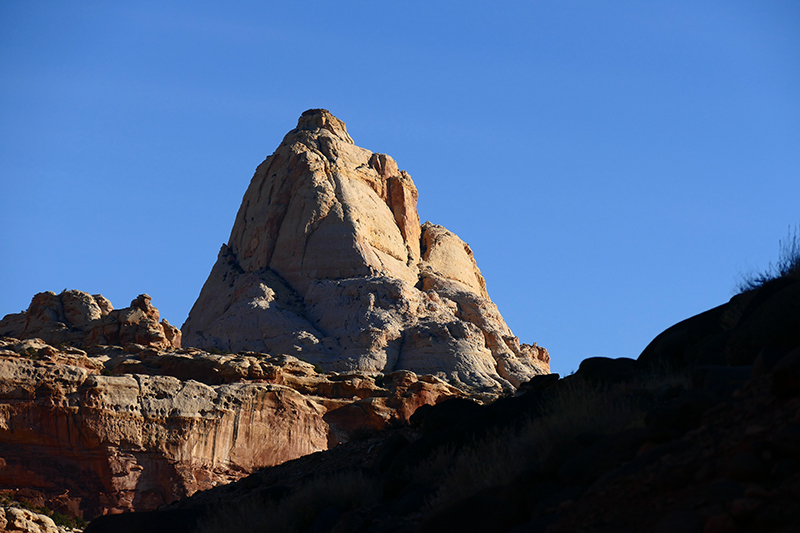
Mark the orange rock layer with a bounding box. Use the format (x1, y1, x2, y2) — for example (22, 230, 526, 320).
(0, 336, 461, 520)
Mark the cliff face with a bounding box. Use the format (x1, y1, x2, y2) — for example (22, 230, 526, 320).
(0, 293, 462, 519)
(0, 346, 327, 516)
(182, 109, 549, 394)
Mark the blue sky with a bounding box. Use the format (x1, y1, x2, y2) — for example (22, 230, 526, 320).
(1, 1, 798, 376)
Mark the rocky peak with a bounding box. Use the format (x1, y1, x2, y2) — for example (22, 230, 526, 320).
(182, 110, 549, 394)
(226, 110, 421, 291)
(294, 108, 354, 144)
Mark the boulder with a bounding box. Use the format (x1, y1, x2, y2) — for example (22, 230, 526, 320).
(638, 277, 800, 370)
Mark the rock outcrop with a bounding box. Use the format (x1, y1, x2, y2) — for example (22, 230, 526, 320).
(0, 291, 181, 352)
(0, 506, 64, 533)
(0, 330, 461, 519)
(182, 109, 549, 394)
(638, 276, 800, 370)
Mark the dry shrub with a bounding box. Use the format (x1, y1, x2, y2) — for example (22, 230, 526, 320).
(737, 225, 800, 293)
(196, 469, 379, 533)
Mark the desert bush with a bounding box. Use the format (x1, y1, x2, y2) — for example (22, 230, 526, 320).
(737, 225, 800, 293)
(52, 511, 87, 529)
(196, 469, 379, 533)
(22, 346, 39, 359)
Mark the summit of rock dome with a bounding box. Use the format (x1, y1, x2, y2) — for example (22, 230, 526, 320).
(294, 108, 354, 143)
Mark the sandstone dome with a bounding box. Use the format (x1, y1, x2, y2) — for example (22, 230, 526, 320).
(181, 109, 549, 394)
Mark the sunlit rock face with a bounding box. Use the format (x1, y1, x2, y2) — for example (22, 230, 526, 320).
(182, 109, 549, 394)
(0, 337, 462, 517)
(0, 290, 181, 351)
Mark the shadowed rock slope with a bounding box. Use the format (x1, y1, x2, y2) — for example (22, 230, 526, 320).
(85, 279, 800, 533)
(181, 109, 549, 395)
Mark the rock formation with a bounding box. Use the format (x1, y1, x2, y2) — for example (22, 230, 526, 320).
(0, 298, 462, 519)
(638, 276, 800, 370)
(182, 109, 549, 394)
(0, 290, 181, 351)
(0, 506, 65, 533)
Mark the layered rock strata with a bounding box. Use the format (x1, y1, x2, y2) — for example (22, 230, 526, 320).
(182, 109, 549, 394)
(0, 333, 460, 519)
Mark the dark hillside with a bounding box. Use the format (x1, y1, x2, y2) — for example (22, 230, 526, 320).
(85, 277, 800, 532)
